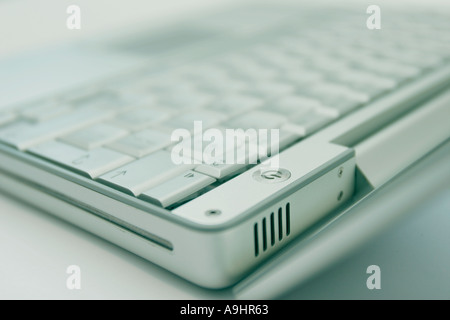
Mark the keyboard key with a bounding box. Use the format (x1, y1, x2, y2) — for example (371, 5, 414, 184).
(331, 70, 397, 99)
(308, 82, 370, 103)
(248, 81, 295, 99)
(251, 45, 303, 71)
(356, 57, 421, 80)
(0, 108, 113, 150)
(255, 128, 301, 156)
(309, 56, 350, 74)
(318, 98, 362, 116)
(140, 170, 215, 207)
(28, 141, 133, 178)
(166, 126, 234, 165)
(59, 86, 103, 102)
(111, 107, 170, 131)
(157, 86, 214, 110)
(0, 112, 15, 126)
(221, 54, 274, 77)
(67, 89, 147, 112)
(207, 94, 264, 115)
(195, 162, 247, 179)
(59, 123, 128, 150)
(282, 109, 335, 136)
(161, 110, 226, 131)
(182, 64, 230, 83)
(335, 69, 398, 90)
(198, 79, 249, 94)
(107, 129, 173, 157)
(264, 96, 321, 116)
(98, 150, 194, 196)
(224, 110, 288, 130)
(21, 101, 72, 122)
(193, 135, 260, 178)
(66, 90, 127, 110)
(283, 70, 323, 87)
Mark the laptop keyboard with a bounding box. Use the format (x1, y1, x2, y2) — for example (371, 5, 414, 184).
(0, 7, 449, 208)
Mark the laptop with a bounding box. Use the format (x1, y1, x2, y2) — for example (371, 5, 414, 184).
(0, 0, 449, 297)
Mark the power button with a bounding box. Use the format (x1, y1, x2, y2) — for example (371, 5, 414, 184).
(252, 168, 291, 183)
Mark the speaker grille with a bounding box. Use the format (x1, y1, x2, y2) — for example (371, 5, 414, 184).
(254, 202, 291, 257)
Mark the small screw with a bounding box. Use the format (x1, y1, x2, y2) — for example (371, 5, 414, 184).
(205, 209, 221, 216)
(338, 167, 344, 177)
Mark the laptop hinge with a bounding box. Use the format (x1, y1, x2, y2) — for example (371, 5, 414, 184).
(353, 89, 450, 187)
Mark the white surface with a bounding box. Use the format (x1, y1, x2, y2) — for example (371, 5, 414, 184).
(1, 0, 449, 300)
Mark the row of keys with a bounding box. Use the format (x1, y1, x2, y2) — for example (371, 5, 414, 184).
(1, 94, 333, 155)
(29, 142, 217, 207)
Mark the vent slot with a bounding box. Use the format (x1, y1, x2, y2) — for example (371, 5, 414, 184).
(253, 202, 291, 257)
(253, 223, 259, 257)
(270, 212, 275, 246)
(262, 217, 267, 252)
(278, 207, 283, 241)
(286, 202, 291, 236)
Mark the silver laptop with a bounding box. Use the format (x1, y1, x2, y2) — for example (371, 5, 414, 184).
(0, 0, 449, 295)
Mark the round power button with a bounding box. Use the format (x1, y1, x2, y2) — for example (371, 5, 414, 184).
(252, 168, 291, 183)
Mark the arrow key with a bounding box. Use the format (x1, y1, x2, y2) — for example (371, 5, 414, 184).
(140, 170, 215, 207)
(98, 150, 194, 196)
(28, 141, 133, 178)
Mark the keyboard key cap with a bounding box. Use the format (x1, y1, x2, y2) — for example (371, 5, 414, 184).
(248, 81, 295, 99)
(224, 110, 288, 130)
(182, 64, 230, 83)
(263, 96, 321, 116)
(0, 108, 113, 150)
(283, 70, 323, 86)
(308, 82, 370, 103)
(195, 162, 247, 179)
(356, 57, 421, 80)
(161, 110, 226, 131)
(251, 45, 303, 71)
(331, 70, 397, 99)
(318, 98, 362, 116)
(0, 112, 16, 126)
(28, 141, 133, 178)
(334, 69, 398, 90)
(167, 126, 236, 165)
(107, 129, 172, 157)
(21, 101, 71, 122)
(255, 128, 301, 156)
(193, 135, 261, 178)
(59, 123, 128, 150)
(66, 90, 126, 110)
(140, 170, 215, 207)
(157, 86, 214, 110)
(111, 107, 170, 131)
(282, 109, 335, 136)
(221, 54, 278, 80)
(198, 79, 249, 94)
(98, 150, 194, 196)
(207, 94, 264, 115)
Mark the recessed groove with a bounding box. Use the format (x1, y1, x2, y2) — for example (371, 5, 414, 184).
(270, 212, 275, 246)
(286, 202, 291, 236)
(278, 207, 283, 241)
(262, 217, 267, 251)
(253, 223, 259, 257)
